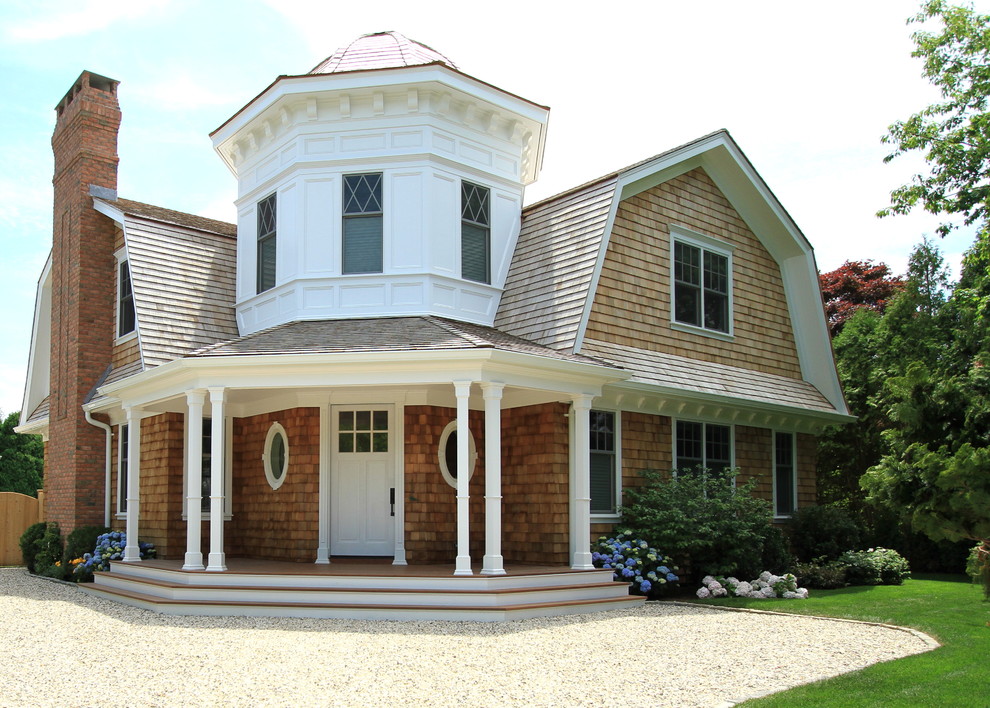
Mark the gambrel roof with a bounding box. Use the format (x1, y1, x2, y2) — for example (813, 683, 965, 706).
(93, 197, 240, 368)
(20, 131, 850, 433)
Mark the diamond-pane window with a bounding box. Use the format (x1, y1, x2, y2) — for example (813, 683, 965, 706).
(343, 173, 383, 274)
(461, 181, 490, 284)
(343, 173, 383, 214)
(256, 193, 277, 293)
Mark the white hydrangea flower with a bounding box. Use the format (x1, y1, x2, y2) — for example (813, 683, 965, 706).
(735, 581, 753, 596)
(696, 586, 711, 599)
(702, 575, 716, 585)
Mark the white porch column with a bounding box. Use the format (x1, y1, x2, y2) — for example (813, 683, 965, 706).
(570, 394, 595, 569)
(315, 404, 330, 564)
(122, 405, 142, 562)
(206, 387, 227, 571)
(453, 381, 473, 576)
(480, 382, 505, 575)
(183, 389, 206, 570)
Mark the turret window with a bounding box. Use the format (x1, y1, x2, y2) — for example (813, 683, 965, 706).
(343, 173, 383, 274)
(256, 193, 277, 293)
(461, 181, 490, 284)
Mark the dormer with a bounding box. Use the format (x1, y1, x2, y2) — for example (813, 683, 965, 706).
(210, 32, 549, 335)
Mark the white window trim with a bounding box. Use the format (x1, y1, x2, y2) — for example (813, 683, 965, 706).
(113, 248, 137, 345)
(181, 415, 233, 521)
(669, 224, 735, 340)
(438, 420, 477, 489)
(115, 423, 128, 519)
(672, 419, 735, 475)
(263, 421, 289, 490)
(590, 408, 621, 521)
(773, 430, 798, 519)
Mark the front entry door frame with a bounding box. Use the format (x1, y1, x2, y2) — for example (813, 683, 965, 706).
(328, 403, 403, 560)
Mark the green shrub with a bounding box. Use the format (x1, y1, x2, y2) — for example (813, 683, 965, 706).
(32, 523, 66, 579)
(63, 525, 110, 582)
(18, 522, 47, 572)
(791, 556, 848, 589)
(760, 523, 795, 574)
(620, 469, 775, 583)
(838, 547, 911, 585)
(788, 505, 861, 562)
(966, 543, 989, 599)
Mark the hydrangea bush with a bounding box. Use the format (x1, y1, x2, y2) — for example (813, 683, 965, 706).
(696, 571, 809, 599)
(837, 547, 910, 585)
(591, 532, 679, 597)
(71, 531, 156, 583)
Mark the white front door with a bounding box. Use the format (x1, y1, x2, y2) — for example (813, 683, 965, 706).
(330, 406, 395, 556)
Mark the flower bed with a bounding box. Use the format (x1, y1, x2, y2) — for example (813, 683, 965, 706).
(592, 532, 679, 597)
(697, 571, 809, 599)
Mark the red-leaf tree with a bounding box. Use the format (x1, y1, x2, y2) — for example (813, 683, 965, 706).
(819, 260, 905, 336)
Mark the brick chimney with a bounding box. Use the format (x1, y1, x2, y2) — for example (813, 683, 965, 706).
(47, 71, 121, 532)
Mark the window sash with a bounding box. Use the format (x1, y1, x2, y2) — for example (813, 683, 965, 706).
(201, 418, 212, 513)
(461, 182, 491, 284)
(589, 410, 616, 514)
(342, 215, 384, 274)
(774, 432, 796, 516)
(673, 240, 730, 333)
(118, 424, 129, 513)
(118, 261, 135, 336)
(676, 421, 731, 474)
(256, 194, 277, 293)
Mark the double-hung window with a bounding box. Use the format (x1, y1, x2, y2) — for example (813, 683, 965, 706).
(461, 181, 490, 284)
(256, 193, 277, 293)
(200, 418, 212, 513)
(117, 259, 135, 337)
(117, 424, 129, 514)
(672, 233, 731, 334)
(589, 410, 617, 514)
(675, 420, 732, 474)
(342, 173, 383, 274)
(774, 432, 797, 517)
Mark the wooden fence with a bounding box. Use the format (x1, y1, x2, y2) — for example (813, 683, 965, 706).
(0, 491, 44, 566)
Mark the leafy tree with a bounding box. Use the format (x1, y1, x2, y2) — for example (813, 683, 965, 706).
(880, 1, 990, 236)
(862, 230, 990, 590)
(819, 260, 904, 336)
(0, 411, 43, 496)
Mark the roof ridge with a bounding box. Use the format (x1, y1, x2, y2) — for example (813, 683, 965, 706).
(426, 316, 493, 348)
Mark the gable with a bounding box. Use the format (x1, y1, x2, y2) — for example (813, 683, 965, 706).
(584, 167, 802, 379)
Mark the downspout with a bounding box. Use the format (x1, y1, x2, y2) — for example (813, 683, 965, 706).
(84, 408, 113, 527)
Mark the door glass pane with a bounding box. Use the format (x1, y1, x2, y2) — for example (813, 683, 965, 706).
(338, 433, 354, 453)
(373, 410, 388, 431)
(355, 432, 371, 452)
(355, 410, 371, 431)
(373, 432, 388, 452)
(339, 411, 354, 431)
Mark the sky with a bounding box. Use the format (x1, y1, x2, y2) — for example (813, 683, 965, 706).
(0, 0, 985, 418)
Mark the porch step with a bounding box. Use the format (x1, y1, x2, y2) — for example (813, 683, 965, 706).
(80, 582, 644, 621)
(81, 563, 644, 621)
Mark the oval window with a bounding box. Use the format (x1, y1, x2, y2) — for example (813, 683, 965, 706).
(264, 422, 289, 490)
(438, 420, 476, 488)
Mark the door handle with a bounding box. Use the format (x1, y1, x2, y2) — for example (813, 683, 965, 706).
(390, 487, 395, 517)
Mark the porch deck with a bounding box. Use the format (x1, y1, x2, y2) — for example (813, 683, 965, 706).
(82, 557, 643, 621)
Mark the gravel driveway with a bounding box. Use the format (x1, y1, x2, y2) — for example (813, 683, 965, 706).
(0, 568, 936, 707)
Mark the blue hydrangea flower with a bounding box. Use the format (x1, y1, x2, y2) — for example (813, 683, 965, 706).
(640, 580, 652, 593)
(667, 572, 678, 581)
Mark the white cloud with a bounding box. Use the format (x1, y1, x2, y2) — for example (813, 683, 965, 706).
(4, 0, 172, 42)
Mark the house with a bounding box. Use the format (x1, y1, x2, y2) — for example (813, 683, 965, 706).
(17, 32, 851, 619)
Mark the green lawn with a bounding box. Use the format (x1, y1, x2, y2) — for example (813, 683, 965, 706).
(692, 575, 989, 707)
